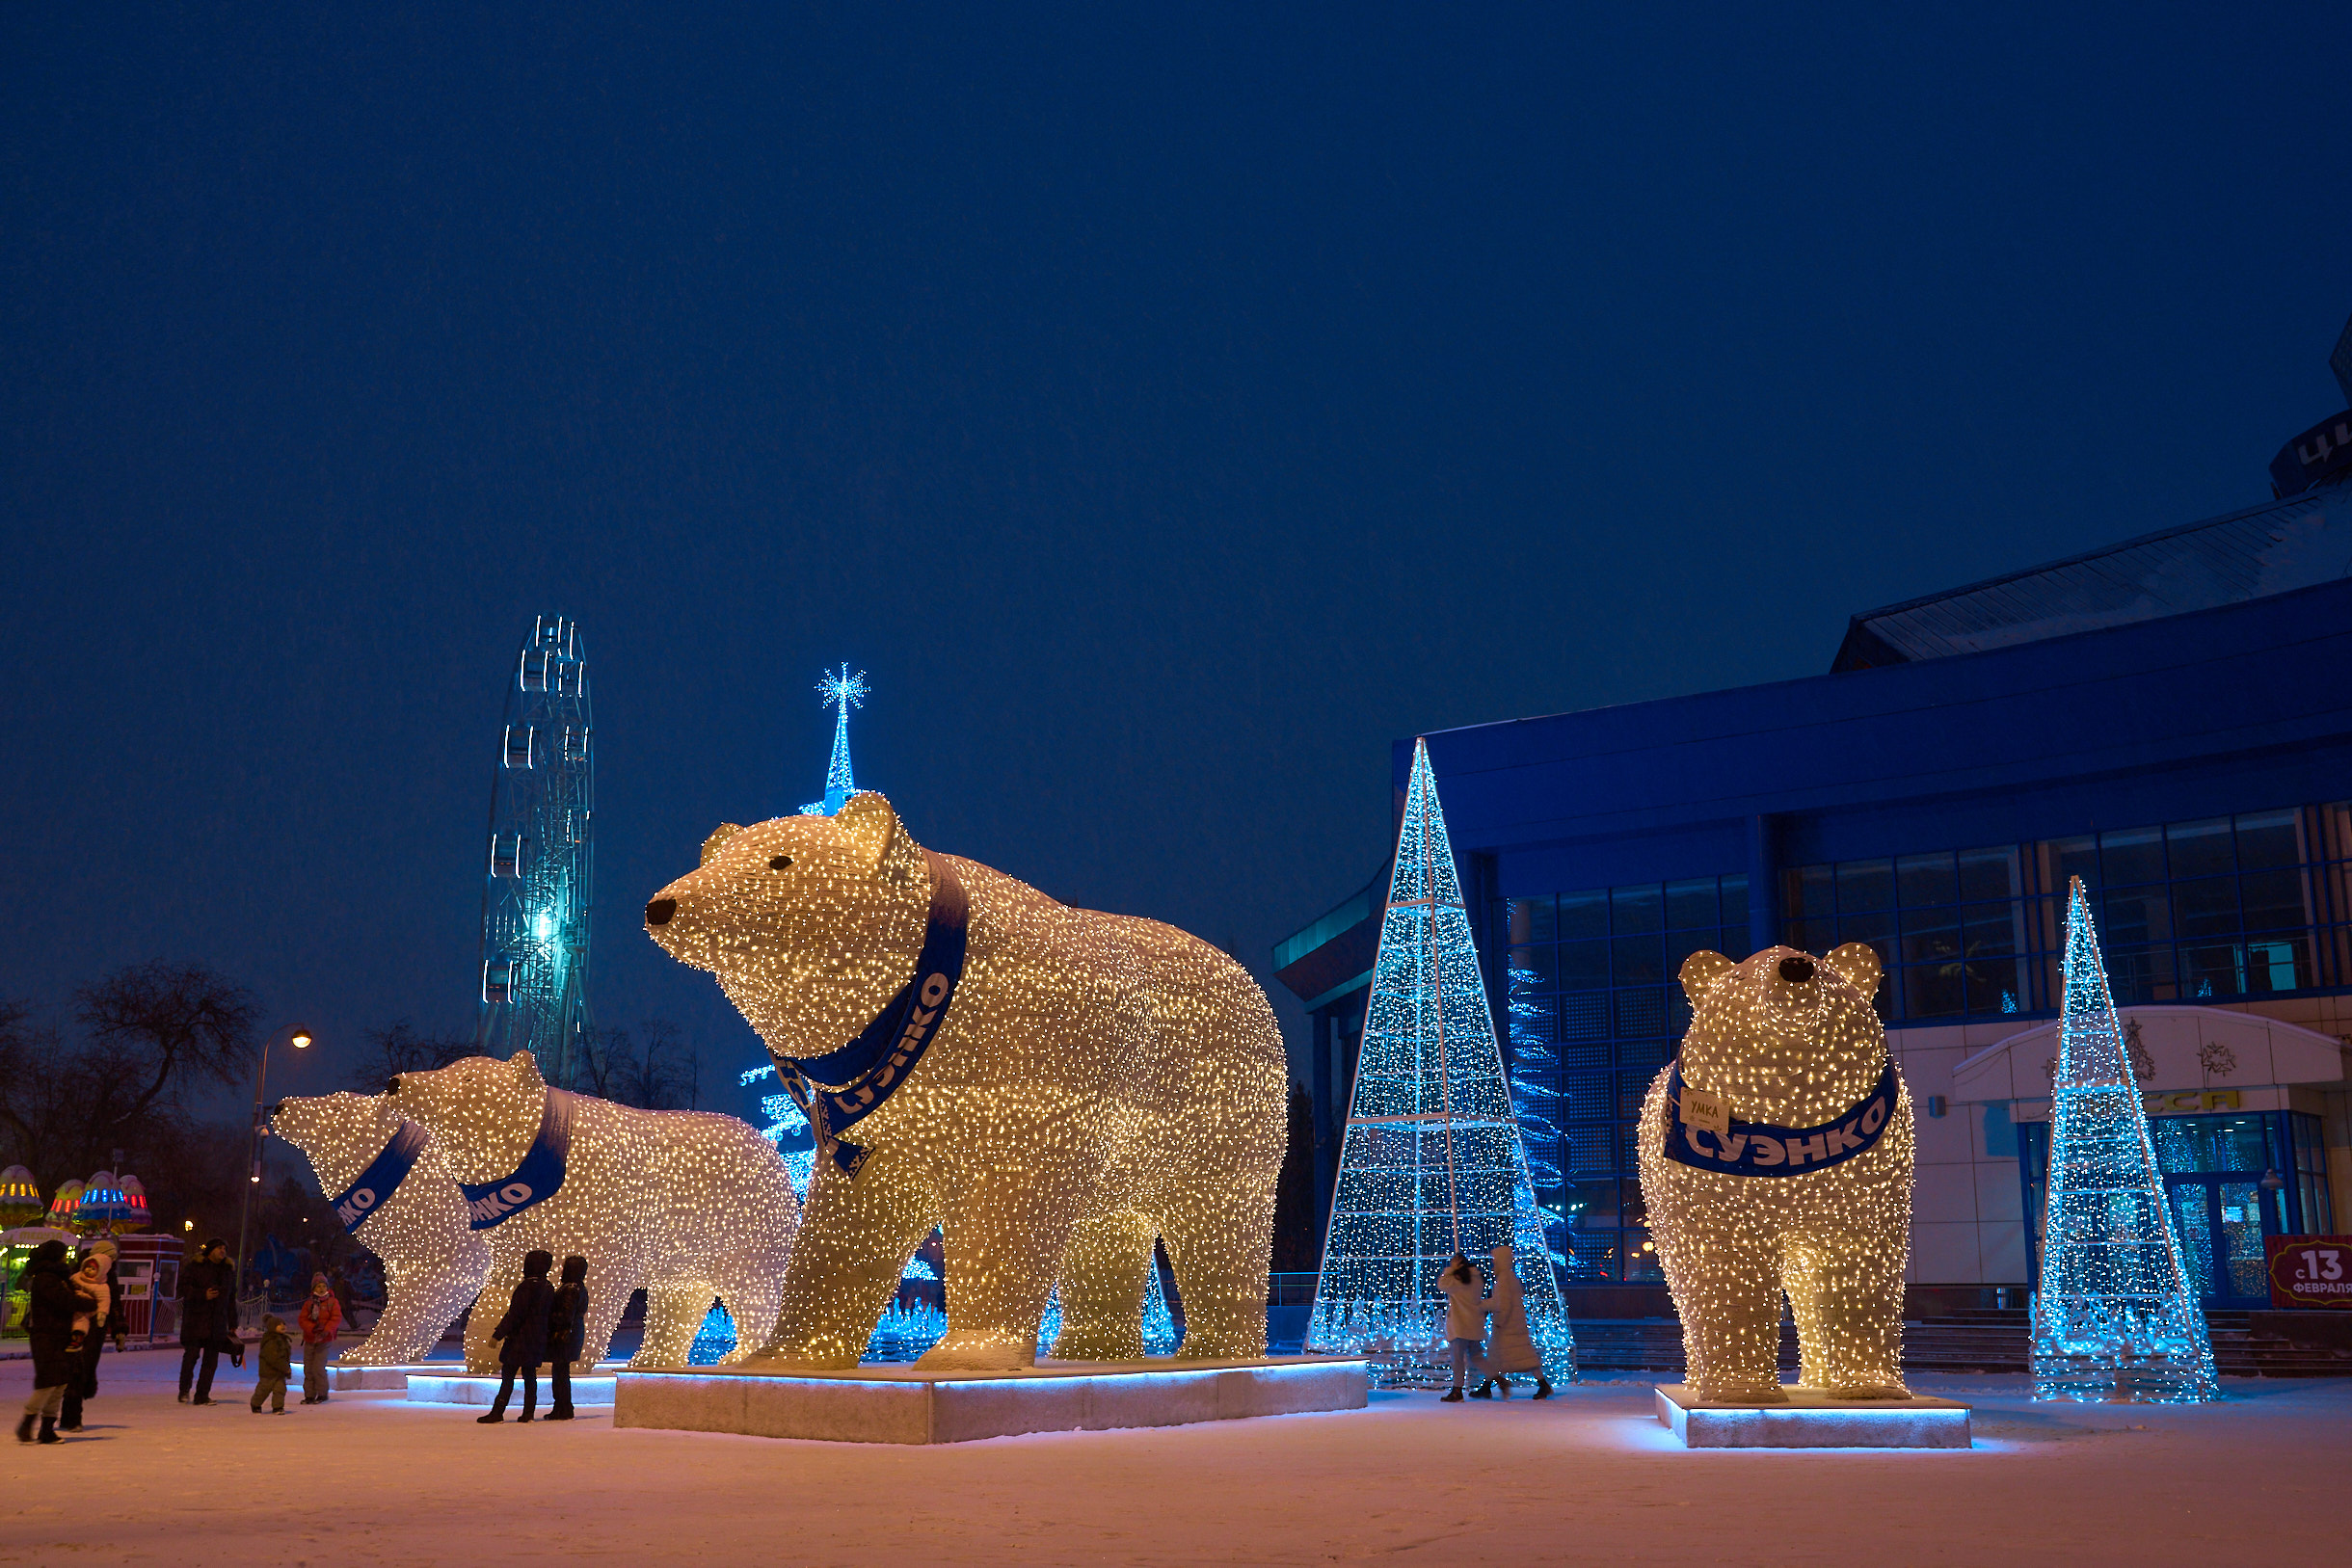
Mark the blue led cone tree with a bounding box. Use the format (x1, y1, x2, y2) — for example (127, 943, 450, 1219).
(798, 665, 867, 816)
(1305, 740, 1575, 1387)
(2031, 876, 2219, 1402)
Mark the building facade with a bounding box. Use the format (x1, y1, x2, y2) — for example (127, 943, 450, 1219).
(1278, 486, 2352, 1308)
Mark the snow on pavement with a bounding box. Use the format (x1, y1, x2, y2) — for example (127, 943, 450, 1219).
(3, 1348, 2344, 1566)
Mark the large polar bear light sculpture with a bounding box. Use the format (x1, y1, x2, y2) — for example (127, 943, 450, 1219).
(1638, 943, 1914, 1402)
(643, 790, 1289, 1370)
(272, 1092, 490, 1365)
(385, 1052, 802, 1371)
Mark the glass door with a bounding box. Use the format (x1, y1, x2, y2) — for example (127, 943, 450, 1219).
(2166, 1176, 2284, 1306)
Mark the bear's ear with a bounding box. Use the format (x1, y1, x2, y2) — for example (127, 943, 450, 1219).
(833, 791, 924, 886)
(1821, 942, 1884, 997)
(701, 823, 743, 867)
(507, 1050, 548, 1092)
(1678, 949, 1737, 1000)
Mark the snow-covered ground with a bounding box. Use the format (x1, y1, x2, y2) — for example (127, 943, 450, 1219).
(4, 1347, 2344, 1566)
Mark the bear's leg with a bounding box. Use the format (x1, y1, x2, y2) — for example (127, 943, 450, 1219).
(569, 1262, 641, 1372)
(706, 1252, 785, 1368)
(635, 1282, 715, 1368)
(1661, 1230, 1787, 1403)
(462, 1256, 524, 1375)
(349, 1231, 489, 1365)
(1784, 1231, 1909, 1397)
(1050, 1210, 1155, 1362)
(1161, 1185, 1275, 1362)
(751, 1151, 939, 1370)
(918, 1161, 1089, 1372)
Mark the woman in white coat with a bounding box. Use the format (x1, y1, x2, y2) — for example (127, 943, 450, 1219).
(1435, 1253, 1487, 1402)
(1471, 1243, 1553, 1399)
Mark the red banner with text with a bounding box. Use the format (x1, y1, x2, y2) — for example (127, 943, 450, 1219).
(2267, 1236, 2352, 1309)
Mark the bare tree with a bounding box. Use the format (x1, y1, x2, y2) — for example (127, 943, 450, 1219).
(74, 960, 260, 1127)
(351, 1019, 477, 1093)
(584, 1017, 700, 1110)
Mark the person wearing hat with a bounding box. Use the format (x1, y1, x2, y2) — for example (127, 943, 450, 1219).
(14, 1239, 79, 1443)
(177, 1237, 236, 1404)
(296, 1271, 343, 1404)
(250, 1314, 293, 1414)
(545, 1256, 589, 1421)
(477, 1250, 554, 1423)
(59, 1239, 123, 1433)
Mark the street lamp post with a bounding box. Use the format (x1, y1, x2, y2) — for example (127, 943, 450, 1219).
(231, 1024, 311, 1319)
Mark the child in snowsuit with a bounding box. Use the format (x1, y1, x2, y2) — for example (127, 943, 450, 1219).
(66, 1253, 108, 1353)
(297, 1273, 342, 1404)
(479, 1249, 554, 1423)
(251, 1315, 293, 1413)
(545, 1255, 589, 1421)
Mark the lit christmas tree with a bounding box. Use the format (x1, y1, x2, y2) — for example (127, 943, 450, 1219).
(2031, 876, 2219, 1403)
(1305, 739, 1574, 1387)
(1503, 966, 1570, 1274)
(798, 665, 868, 816)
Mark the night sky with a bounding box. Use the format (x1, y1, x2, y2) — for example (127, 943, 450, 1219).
(5, 6, 2347, 1122)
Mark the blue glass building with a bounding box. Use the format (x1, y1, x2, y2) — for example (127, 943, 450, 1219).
(1278, 486, 2352, 1310)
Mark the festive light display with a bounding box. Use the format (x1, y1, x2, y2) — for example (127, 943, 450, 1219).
(646, 789, 1286, 1370)
(2030, 878, 2220, 1403)
(1305, 741, 1575, 1388)
(1503, 967, 1570, 1274)
(688, 1301, 737, 1365)
(474, 615, 596, 1088)
(1638, 943, 1914, 1402)
(72, 1172, 147, 1235)
(43, 1181, 83, 1234)
(272, 1093, 492, 1365)
(0, 1166, 41, 1230)
(386, 1051, 801, 1371)
(798, 665, 869, 817)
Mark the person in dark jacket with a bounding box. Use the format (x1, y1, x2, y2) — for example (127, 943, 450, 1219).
(250, 1315, 294, 1414)
(15, 1240, 79, 1443)
(59, 1239, 123, 1433)
(178, 1238, 236, 1404)
(478, 1249, 554, 1423)
(545, 1255, 589, 1421)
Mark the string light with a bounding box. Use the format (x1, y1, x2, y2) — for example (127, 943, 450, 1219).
(1305, 741, 1576, 1389)
(646, 789, 1287, 1370)
(0, 1166, 41, 1230)
(2030, 877, 2220, 1402)
(1638, 941, 1914, 1402)
(273, 1093, 492, 1365)
(384, 1051, 802, 1372)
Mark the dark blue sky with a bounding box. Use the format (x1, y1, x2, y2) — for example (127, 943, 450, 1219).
(5, 5, 2347, 1118)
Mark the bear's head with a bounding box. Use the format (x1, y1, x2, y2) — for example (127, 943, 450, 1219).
(271, 1092, 407, 1181)
(382, 1051, 548, 1183)
(642, 791, 933, 1067)
(1675, 943, 1885, 1128)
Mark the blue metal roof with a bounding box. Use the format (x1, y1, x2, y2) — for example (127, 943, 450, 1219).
(1832, 484, 2352, 671)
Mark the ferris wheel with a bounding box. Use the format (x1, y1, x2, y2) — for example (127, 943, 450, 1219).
(473, 615, 595, 1087)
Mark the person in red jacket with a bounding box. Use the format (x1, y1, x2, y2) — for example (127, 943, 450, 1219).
(296, 1273, 343, 1405)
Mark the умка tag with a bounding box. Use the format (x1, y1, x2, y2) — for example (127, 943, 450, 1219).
(1679, 1086, 1731, 1137)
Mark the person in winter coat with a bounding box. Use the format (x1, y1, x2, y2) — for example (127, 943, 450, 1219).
(297, 1272, 342, 1404)
(178, 1238, 236, 1404)
(250, 1315, 293, 1414)
(478, 1249, 554, 1423)
(60, 1239, 122, 1433)
(66, 1252, 108, 1351)
(15, 1240, 80, 1443)
(1435, 1252, 1488, 1403)
(544, 1255, 589, 1422)
(1469, 1243, 1553, 1400)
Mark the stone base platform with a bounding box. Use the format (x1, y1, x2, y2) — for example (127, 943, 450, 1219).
(615, 1355, 1369, 1445)
(408, 1372, 617, 1408)
(328, 1362, 621, 1396)
(1654, 1384, 1971, 1448)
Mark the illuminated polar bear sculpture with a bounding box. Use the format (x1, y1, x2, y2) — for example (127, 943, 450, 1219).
(385, 1052, 801, 1372)
(272, 1092, 490, 1365)
(1638, 943, 1915, 1403)
(644, 791, 1289, 1370)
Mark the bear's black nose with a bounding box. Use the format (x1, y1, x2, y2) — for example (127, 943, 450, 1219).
(645, 897, 677, 927)
(1778, 955, 1815, 984)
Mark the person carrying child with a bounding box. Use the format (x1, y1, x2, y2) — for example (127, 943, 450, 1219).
(250, 1315, 294, 1414)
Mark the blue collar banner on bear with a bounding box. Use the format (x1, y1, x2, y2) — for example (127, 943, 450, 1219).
(771, 850, 970, 1181)
(331, 1120, 429, 1234)
(459, 1089, 576, 1229)
(1662, 1060, 1897, 1178)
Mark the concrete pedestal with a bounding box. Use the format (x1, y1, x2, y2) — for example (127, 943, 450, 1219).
(327, 1363, 428, 1392)
(615, 1356, 1369, 1445)
(408, 1372, 616, 1408)
(1654, 1384, 1971, 1448)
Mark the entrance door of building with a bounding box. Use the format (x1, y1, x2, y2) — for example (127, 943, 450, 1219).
(2166, 1177, 2284, 1307)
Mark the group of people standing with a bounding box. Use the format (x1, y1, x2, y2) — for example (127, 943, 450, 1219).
(476, 1248, 590, 1423)
(174, 1236, 344, 1410)
(1435, 1242, 1555, 1402)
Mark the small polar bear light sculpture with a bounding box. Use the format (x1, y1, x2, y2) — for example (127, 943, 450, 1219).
(644, 790, 1289, 1370)
(385, 1051, 801, 1372)
(271, 1092, 490, 1366)
(1638, 943, 1915, 1403)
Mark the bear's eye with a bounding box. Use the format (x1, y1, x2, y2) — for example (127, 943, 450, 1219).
(769, 855, 792, 871)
